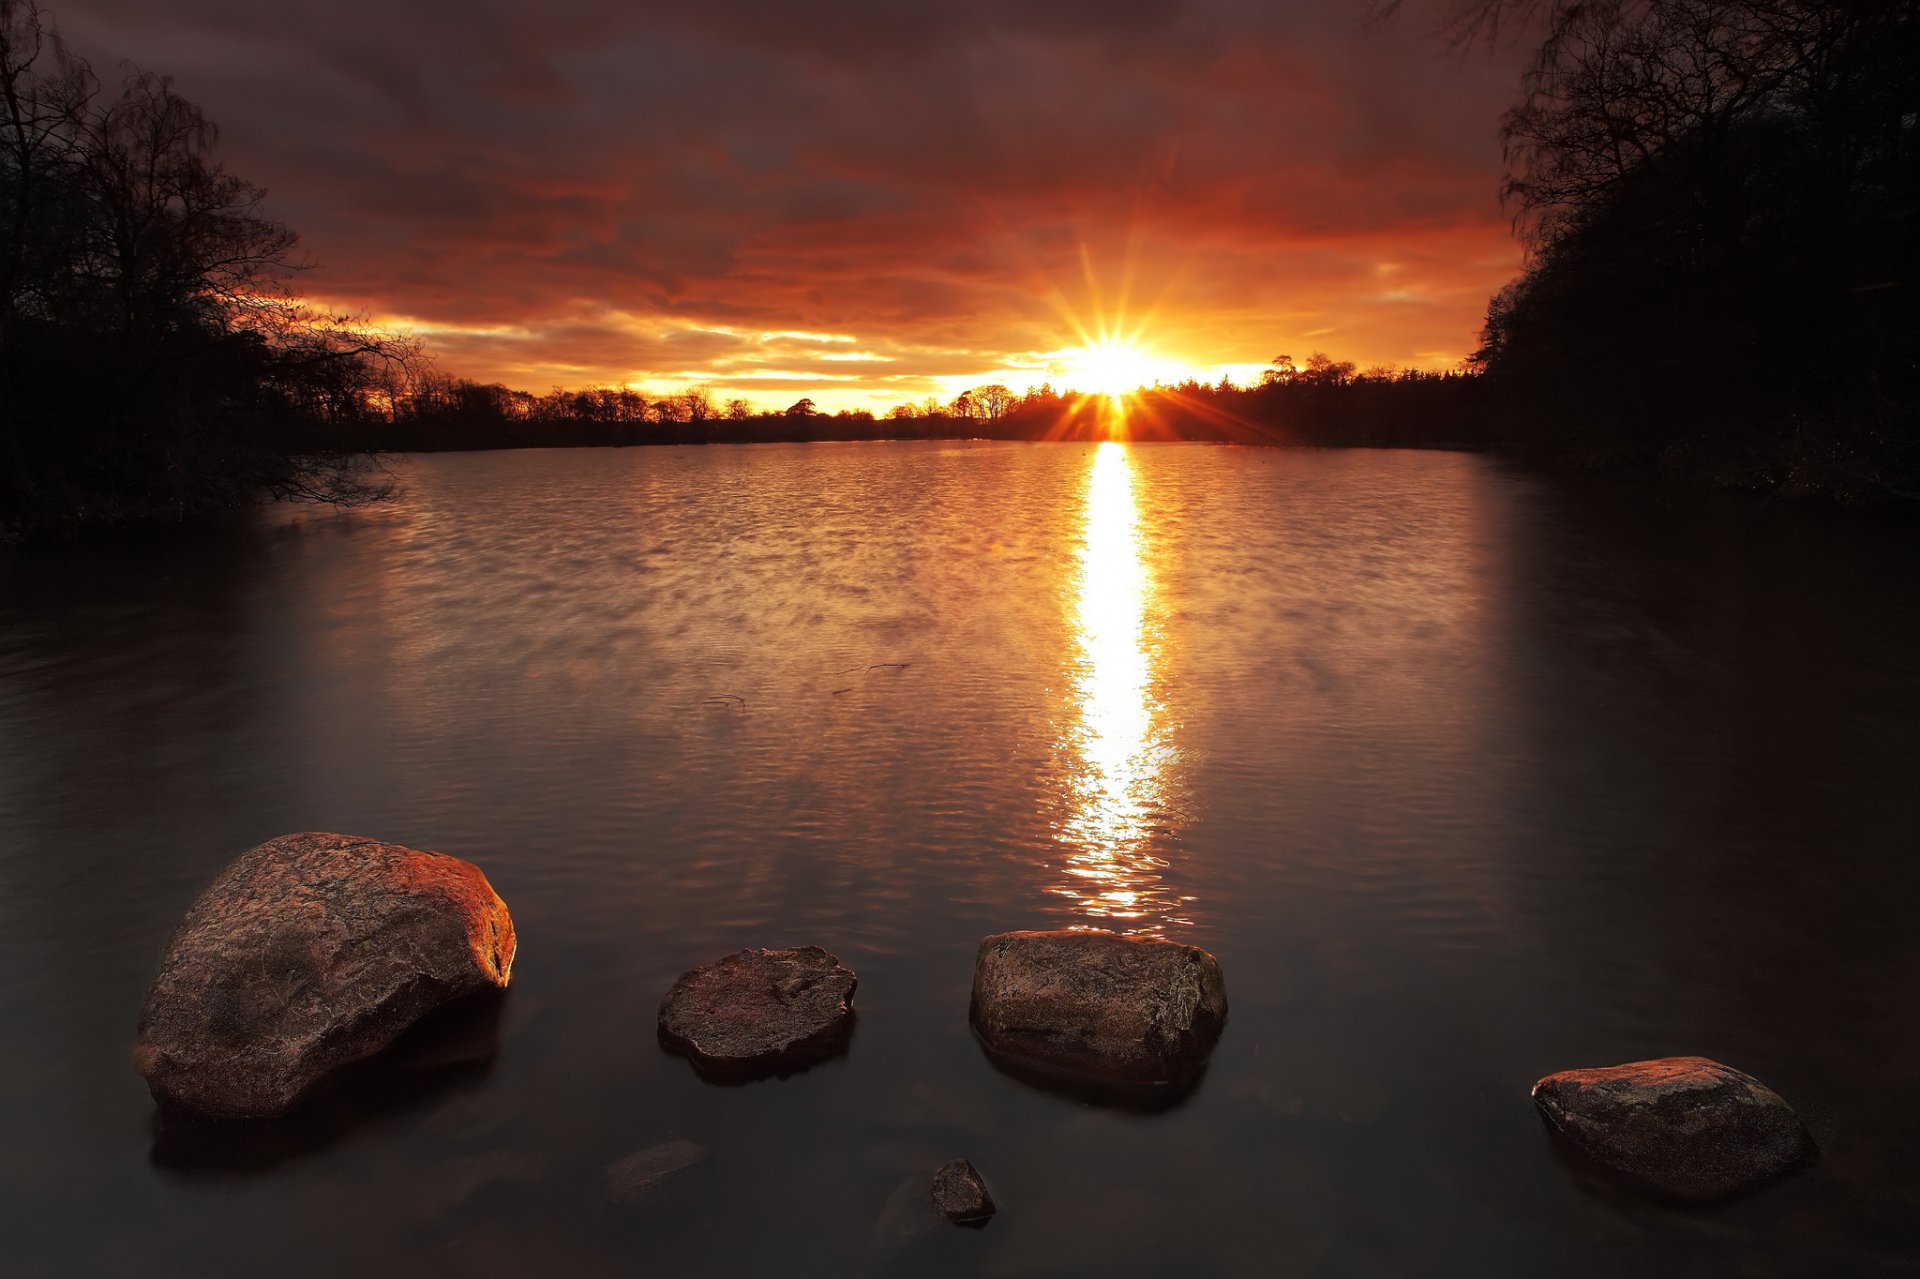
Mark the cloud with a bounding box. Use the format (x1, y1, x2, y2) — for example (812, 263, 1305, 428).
(54, 0, 1530, 408)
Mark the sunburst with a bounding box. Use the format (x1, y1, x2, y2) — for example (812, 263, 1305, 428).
(1036, 244, 1190, 431)
(1062, 335, 1163, 400)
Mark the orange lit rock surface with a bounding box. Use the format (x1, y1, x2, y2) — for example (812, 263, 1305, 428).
(969, 929, 1227, 1086)
(657, 946, 857, 1078)
(134, 832, 516, 1119)
(1531, 1055, 1815, 1202)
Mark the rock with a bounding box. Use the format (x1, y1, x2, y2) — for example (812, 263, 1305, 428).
(931, 1157, 996, 1224)
(134, 832, 516, 1119)
(657, 946, 857, 1079)
(1531, 1056, 1816, 1203)
(969, 929, 1227, 1088)
(605, 1139, 707, 1205)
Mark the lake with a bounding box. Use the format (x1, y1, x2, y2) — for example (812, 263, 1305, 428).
(2, 442, 1918, 1276)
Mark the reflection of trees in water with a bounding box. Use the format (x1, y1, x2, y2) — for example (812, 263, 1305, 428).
(1484, 476, 1920, 1138)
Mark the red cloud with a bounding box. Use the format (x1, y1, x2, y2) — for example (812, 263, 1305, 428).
(58, 0, 1529, 408)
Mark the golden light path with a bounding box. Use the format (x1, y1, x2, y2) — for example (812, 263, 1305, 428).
(1055, 442, 1189, 931)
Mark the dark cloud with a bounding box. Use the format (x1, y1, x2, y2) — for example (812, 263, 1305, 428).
(54, 0, 1529, 407)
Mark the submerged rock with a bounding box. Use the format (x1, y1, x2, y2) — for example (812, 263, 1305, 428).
(606, 1139, 707, 1205)
(135, 832, 516, 1119)
(969, 929, 1227, 1088)
(871, 1174, 941, 1258)
(657, 946, 857, 1079)
(1531, 1056, 1816, 1203)
(931, 1157, 996, 1224)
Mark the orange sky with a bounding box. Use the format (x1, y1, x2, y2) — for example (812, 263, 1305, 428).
(60, 0, 1532, 412)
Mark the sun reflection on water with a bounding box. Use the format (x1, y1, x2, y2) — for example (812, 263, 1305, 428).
(1056, 442, 1188, 932)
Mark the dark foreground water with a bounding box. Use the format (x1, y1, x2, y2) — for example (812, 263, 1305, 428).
(3, 443, 1919, 1277)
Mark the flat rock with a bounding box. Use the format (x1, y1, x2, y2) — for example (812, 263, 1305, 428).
(135, 832, 516, 1119)
(969, 929, 1227, 1088)
(606, 1139, 707, 1205)
(657, 946, 856, 1078)
(931, 1157, 996, 1224)
(1532, 1055, 1816, 1202)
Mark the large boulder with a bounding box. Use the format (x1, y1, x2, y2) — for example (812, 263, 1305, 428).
(1531, 1056, 1816, 1202)
(135, 832, 516, 1119)
(969, 930, 1227, 1089)
(657, 946, 857, 1079)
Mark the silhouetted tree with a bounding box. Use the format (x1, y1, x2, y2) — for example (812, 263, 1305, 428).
(968, 383, 1015, 420)
(1258, 354, 1299, 386)
(677, 384, 716, 421)
(1470, 0, 1918, 497)
(1, 0, 409, 535)
(1300, 353, 1357, 386)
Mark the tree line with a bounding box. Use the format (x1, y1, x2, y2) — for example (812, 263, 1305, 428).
(366, 360, 1489, 452)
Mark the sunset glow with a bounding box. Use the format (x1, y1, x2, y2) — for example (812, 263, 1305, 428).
(7, 0, 1908, 1264)
(1061, 337, 1171, 401)
(1057, 443, 1187, 931)
(49, 1, 1531, 412)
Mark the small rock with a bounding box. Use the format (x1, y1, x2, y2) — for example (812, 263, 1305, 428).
(606, 1139, 707, 1205)
(931, 1158, 996, 1224)
(1532, 1055, 1816, 1202)
(135, 832, 516, 1119)
(969, 929, 1227, 1087)
(657, 946, 856, 1079)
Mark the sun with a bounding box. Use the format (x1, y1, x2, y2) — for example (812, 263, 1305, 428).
(1064, 337, 1159, 400)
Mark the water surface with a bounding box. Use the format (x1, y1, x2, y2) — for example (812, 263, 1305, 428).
(3, 442, 1918, 1275)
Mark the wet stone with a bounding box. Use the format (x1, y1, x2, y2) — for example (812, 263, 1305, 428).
(969, 929, 1228, 1089)
(134, 832, 516, 1120)
(657, 946, 857, 1079)
(1531, 1055, 1816, 1203)
(931, 1158, 996, 1224)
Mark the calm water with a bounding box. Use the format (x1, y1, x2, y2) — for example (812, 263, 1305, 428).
(3, 443, 1919, 1276)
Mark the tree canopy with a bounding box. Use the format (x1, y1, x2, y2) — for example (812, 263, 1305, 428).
(1, 0, 409, 536)
(1469, 0, 1918, 496)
